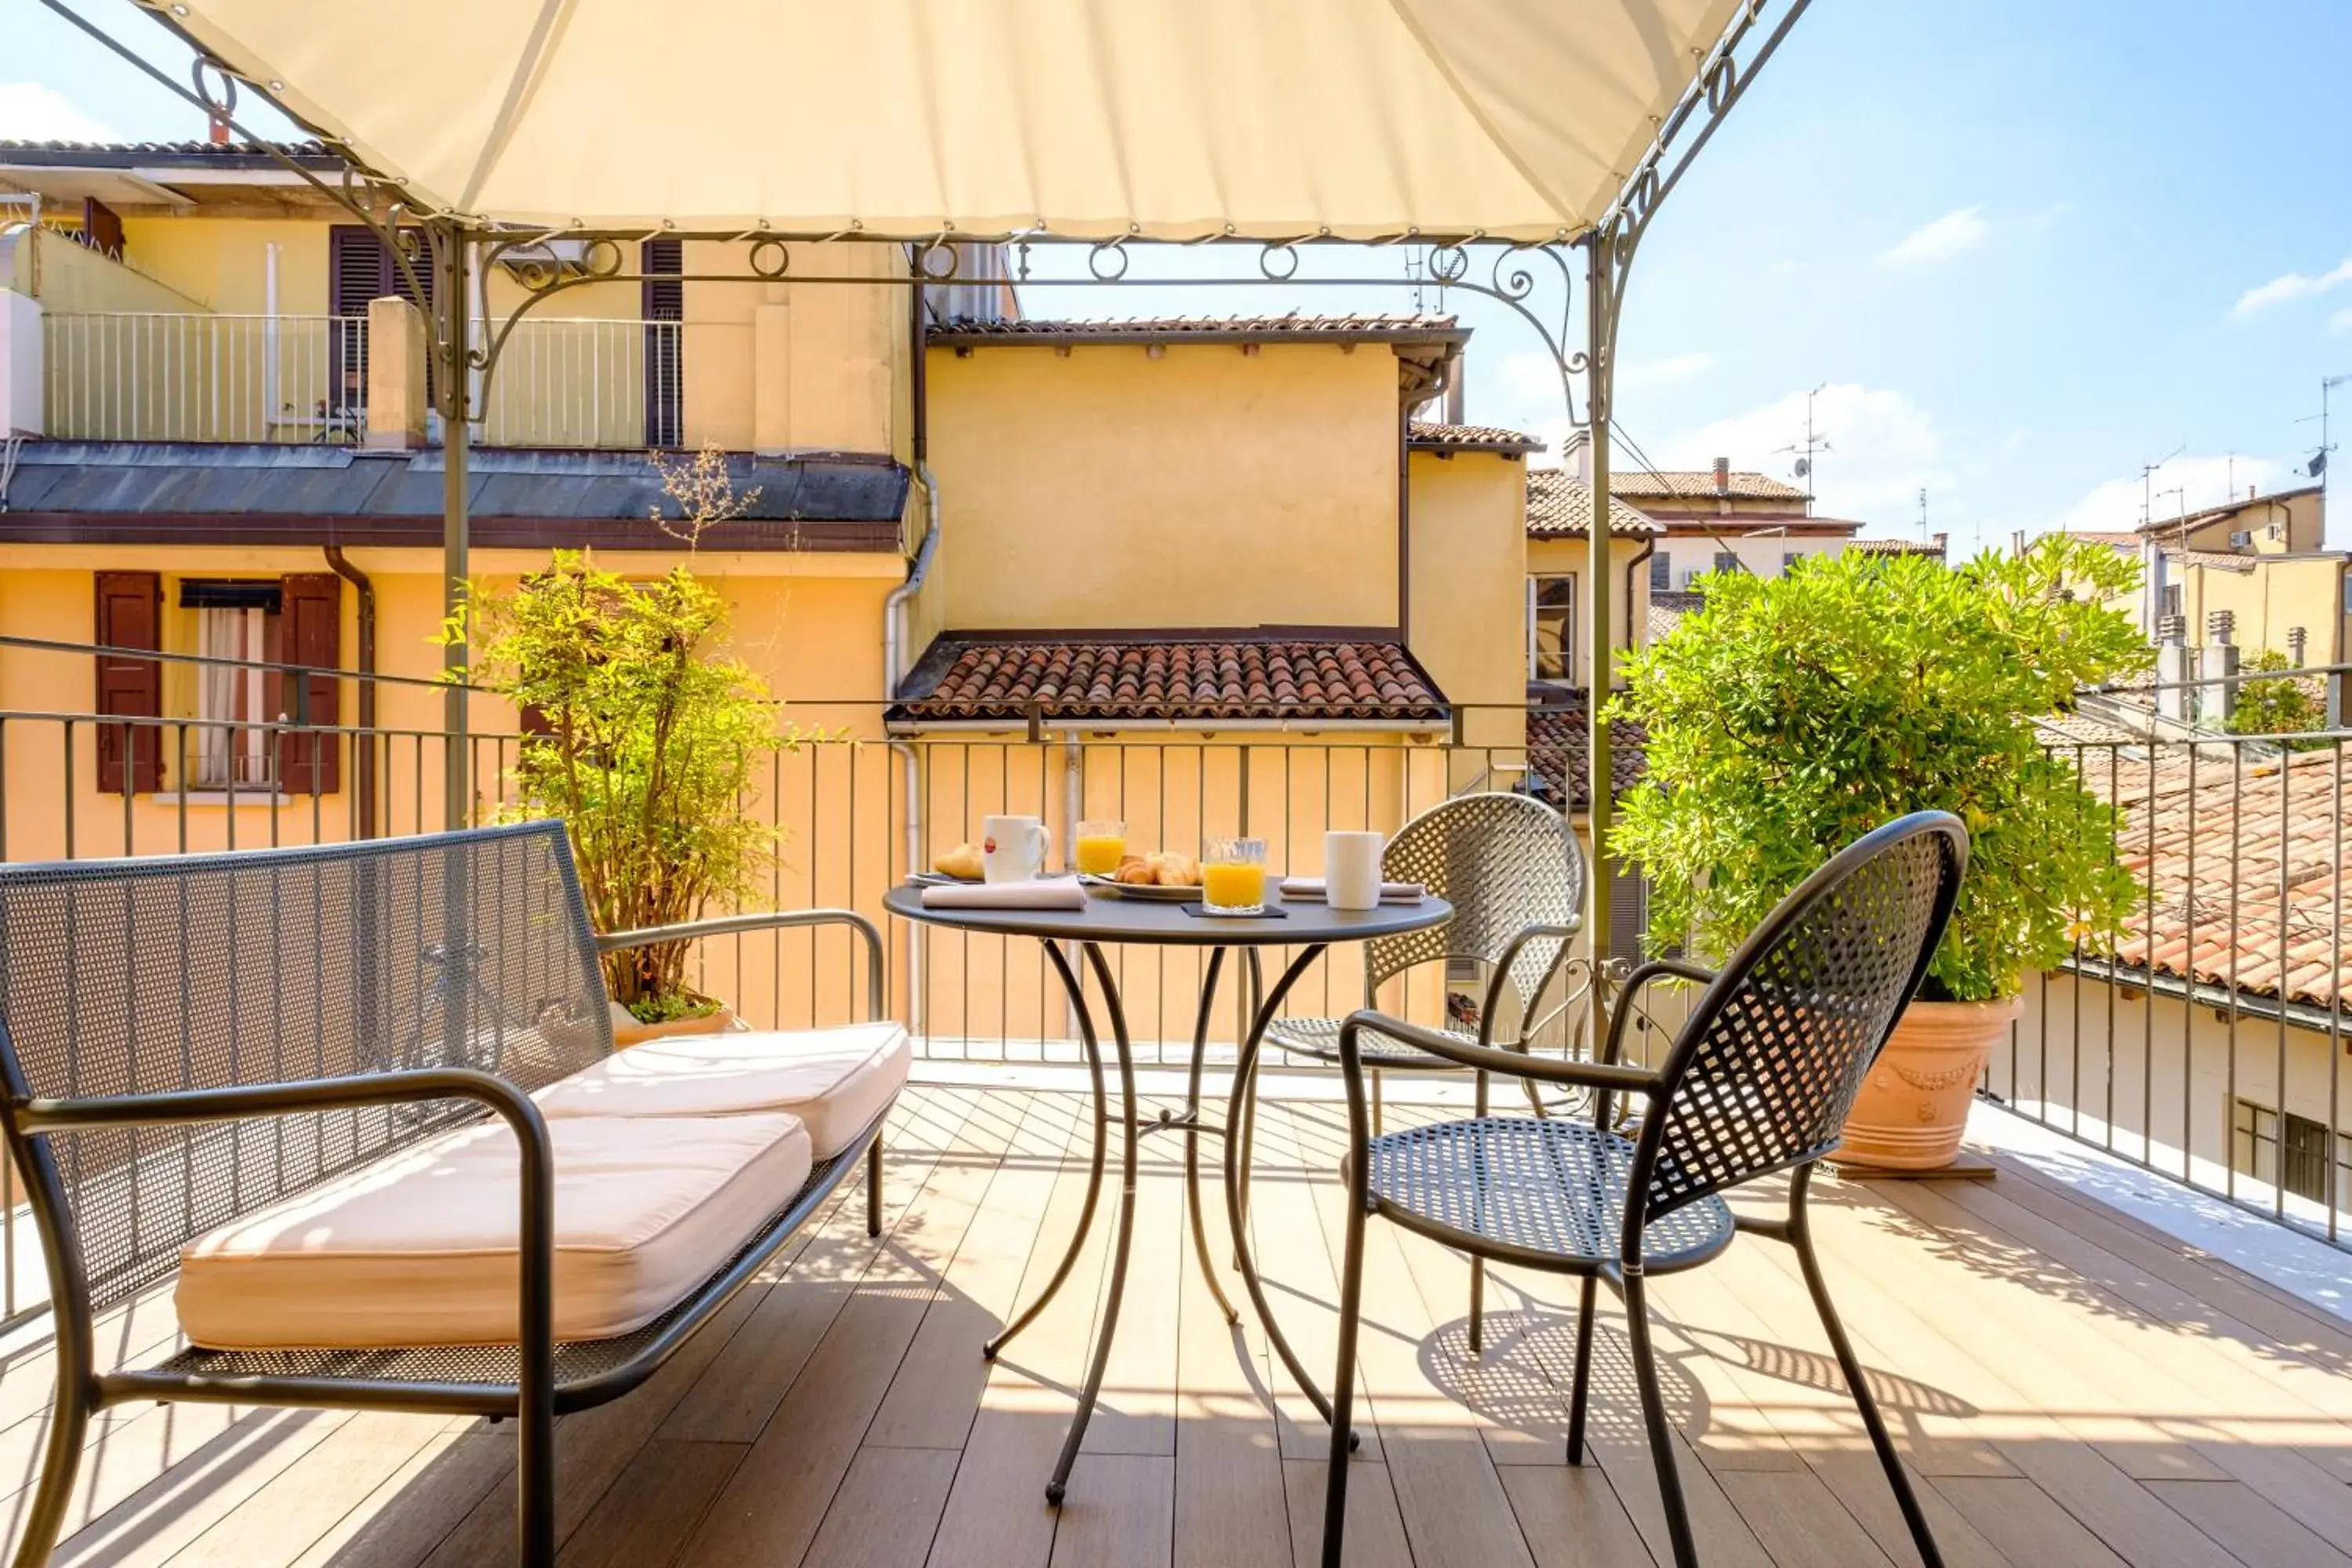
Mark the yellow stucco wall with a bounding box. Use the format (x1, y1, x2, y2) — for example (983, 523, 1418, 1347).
(2175, 555, 2349, 665)
(7, 224, 209, 312)
(1524, 533, 1654, 688)
(924, 343, 1401, 632)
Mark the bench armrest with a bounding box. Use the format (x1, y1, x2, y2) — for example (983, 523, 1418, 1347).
(597, 910, 887, 1022)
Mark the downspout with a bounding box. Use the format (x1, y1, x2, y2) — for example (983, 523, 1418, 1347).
(885, 278, 939, 1038)
(322, 546, 377, 838)
(1621, 536, 1656, 663)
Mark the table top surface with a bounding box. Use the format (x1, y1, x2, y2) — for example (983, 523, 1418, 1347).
(881, 880, 1453, 947)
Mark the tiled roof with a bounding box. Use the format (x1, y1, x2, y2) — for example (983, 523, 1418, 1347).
(1408, 422, 1545, 454)
(889, 635, 1449, 728)
(2068, 531, 2144, 548)
(2132, 484, 2323, 535)
(928, 314, 1464, 347)
(1647, 590, 1705, 642)
(1847, 536, 1947, 558)
(1610, 470, 1809, 503)
(1526, 470, 1663, 539)
(2092, 747, 2352, 1009)
(1526, 699, 1648, 813)
(2033, 713, 2142, 747)
(2160, 547, 2258, 573)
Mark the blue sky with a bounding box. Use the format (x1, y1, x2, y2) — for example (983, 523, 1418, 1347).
(6, 0, 2350, 550)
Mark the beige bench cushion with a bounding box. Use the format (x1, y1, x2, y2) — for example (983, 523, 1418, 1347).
(532, 1022, 909, 1158)
(176, 1112, 811, 1350)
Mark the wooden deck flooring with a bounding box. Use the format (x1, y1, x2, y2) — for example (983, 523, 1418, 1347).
(9, 1078, 2352, 1568)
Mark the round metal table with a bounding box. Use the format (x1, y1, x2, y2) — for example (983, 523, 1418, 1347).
(882, 881, 1453, 1504)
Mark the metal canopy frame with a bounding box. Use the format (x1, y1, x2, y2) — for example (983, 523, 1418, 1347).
(50, 0, 1811, 979)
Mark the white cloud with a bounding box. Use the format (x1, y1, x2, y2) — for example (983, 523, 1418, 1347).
(1618, 352, 1713, 390)
(2056, 455, 2283, 534)
(0, 83, 117, 143)
(1648, 383, 1951, 527)
(1879, 207, 1987, 267)
(2232, 257, 2352, 318)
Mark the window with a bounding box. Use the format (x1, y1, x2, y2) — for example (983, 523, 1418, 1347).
(1781, 550, 1802, 576)
(183, 581, 279, 789)
(327, 225, 434, 436)
(2232, 1099, 2346, 1206)
(1712, 550, 1740, 576)
(2161, 583, 2183, 622)
(641, 238, 684, 448)
(1650, 554, 1671, 592)
(1528, 575, 1575, 682)
(2229, 529, 2252, 550)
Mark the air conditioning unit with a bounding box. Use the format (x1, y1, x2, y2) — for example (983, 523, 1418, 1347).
(493, 238, 593, 278)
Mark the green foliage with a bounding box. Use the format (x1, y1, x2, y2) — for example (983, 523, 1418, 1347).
(2227, 649, 2328, 748)
(1606, 538, 2154, 1002)
(443, 448, 790, 1014)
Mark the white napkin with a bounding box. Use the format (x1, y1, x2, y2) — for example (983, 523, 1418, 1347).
(1279, 877, 1426, 903)
(920, 878, 1087, 910)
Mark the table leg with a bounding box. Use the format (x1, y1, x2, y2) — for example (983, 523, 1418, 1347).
(1182, 948, 1241, 1324)
(1224, 943, 1358, 1446)
(1047, 942, 1142, 1506)
(985, 939, 1108, 1362)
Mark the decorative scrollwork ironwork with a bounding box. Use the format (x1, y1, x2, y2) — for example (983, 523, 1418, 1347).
(916, 238, 962, 281)
(1087, 239, 1131, 281)
(747, 237, 793, 280)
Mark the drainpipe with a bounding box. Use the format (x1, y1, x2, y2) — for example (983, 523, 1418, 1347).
(884, 278, 940, 1037)
(322, 546, 378, 837)
(1621, 536, 1656, 665)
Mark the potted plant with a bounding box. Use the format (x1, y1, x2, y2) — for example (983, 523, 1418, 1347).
(1607, 536, 2151, 1169)
(448, 446, 787, 1044)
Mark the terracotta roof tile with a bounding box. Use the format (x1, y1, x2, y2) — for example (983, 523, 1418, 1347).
(890, 635, 1449, 727)
(2086, 746, 2352, 1009)
(1526, 470, 1663, 539)
(1610, 470, 1809, 503)
(1408, 422, 1545, 453)
(1847, 537, 1948, 558)
(929, 314, 1462, 346)
(1646, 590, 1704, 641)
(1526, 699, 1647, 813)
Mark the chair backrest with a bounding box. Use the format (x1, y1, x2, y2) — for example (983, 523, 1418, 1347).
(0, 822, 610, 1311)
(1367, 792, 1584, 1014)
(1627, 812, 1967, 1246)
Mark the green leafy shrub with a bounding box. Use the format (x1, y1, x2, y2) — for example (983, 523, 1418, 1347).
(1606, 538, 2153, 1002)
(445, 448, 788, 1020)
(2227, 649, 2327, 747)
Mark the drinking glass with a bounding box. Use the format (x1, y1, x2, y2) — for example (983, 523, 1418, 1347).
(1202, 837, 1269, 915)
(1075, 818, 1127, 876)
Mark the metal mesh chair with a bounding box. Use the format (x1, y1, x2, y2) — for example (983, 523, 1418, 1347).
(1257, 790, 1583, 1351)
(1318, 812, 1968, 1568)
(0, 823, 891, 1568)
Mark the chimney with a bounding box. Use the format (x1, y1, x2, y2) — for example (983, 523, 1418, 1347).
(1440, 358, 1465, 425)
(2156, 615, 2190, 724)
(1711, 456, 1730, 495)
(207, 111, 231, 146)
(2206, 609, 2234, 646)
(2288, 626, 2308, 667)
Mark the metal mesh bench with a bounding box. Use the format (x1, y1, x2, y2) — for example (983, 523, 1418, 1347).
(0, 821, 893, 1568)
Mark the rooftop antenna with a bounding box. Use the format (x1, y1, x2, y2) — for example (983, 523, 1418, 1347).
(2139, 441, 2186, 528)
(1917, 486, 1929, 543)
(1773, 383, 1831, 514)
(2297, 373, 2350, 543)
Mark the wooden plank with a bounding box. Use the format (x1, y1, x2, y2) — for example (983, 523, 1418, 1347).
(162, 1411, 454, 1568)
(285, 1428, 516, 1568)
(1808, 1450, 2012, 1568)
(1046, 1452, 1174, 1568)
(1497, 1461, 1658, 1568)
(1079, 1116, 1183, 1458)
(1715, 1469, 1896, 1568)
(1932, 1475, 2128, 1568)
(1283, 1454, 1414, 1568)
(2140, 1479, 2352, 1568)
(52, 1408, 349, 1568)
(798, 1446, 960, 1568)
(557, 1438, 742, 1568)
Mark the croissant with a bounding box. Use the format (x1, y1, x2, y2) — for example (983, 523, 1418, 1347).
(934, 842, 984, 880)
(1148, 851, 1200, 887)
(1113, 855, 1158, 885)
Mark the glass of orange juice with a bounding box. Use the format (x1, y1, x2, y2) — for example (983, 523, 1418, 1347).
(1075, 819, 1127, 876)
(1202, 837, 1268, 915)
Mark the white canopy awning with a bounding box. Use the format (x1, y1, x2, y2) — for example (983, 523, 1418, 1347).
(158, 0, 1744, 240)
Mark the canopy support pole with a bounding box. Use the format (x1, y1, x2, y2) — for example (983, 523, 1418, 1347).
(1583, 229, 1618, 976)
(435, 222, 473, 829)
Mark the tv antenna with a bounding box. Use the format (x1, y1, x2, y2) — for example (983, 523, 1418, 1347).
(2139, 441, 2186, 528)
(2297, 375, 2350, 528)
(1774, 383, 1831, 506)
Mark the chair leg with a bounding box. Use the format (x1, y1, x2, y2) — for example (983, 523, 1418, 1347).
(1469, 1068, 1489, 1357)
(866, 1134, 884, 1238)
(517, 1400, 556, 1568)
(1370, 1069, 1383, 1136)
(11, 1388, 87, 1568)
(1791, 1178, 1944, 1568)
(1565, 1272, 1599, 1465)
(1319, 1182, 1370, 1568)
(1623, 1269, 1701, 1568)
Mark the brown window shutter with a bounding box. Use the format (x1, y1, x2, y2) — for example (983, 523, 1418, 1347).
(274, 574, 343, 795)
(93, 571, 163, 795)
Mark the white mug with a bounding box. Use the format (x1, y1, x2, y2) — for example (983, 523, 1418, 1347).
(1326, 830, 1385, 910)
(982, 815, 1053, 883)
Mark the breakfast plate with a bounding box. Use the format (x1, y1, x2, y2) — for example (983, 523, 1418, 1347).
(1076, 874, 1200, 902)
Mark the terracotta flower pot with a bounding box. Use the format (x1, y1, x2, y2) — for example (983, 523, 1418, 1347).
(608, 999, 745, 1049)
(1834, 995, 2020, 1171)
